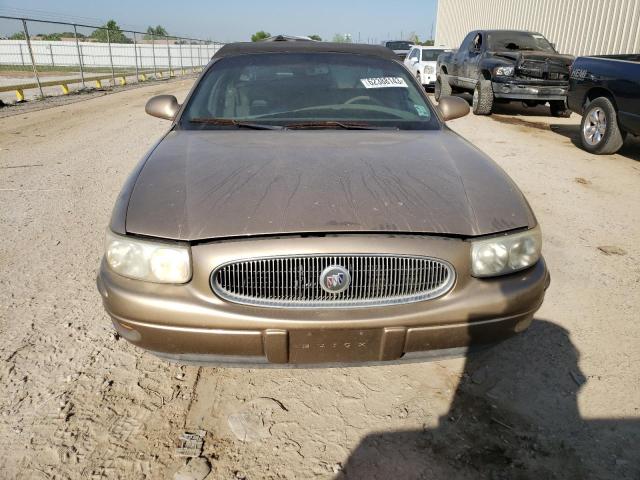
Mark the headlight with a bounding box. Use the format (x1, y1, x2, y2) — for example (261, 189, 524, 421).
(471, 226, 542, 277)
(105, 230, 191, 283)
(424, 65, 434, 74)
(494, 65, 515, 77)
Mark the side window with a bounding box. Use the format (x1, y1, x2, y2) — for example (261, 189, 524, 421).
(472, 33, 483, 51)
(409, 48, 418, 60)
(459, 32, 476, 53)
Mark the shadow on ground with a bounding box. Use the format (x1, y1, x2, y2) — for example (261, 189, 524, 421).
(338, 319, 640, 479)
(550, 123, 640, 162)
(452, 93, 556, 117)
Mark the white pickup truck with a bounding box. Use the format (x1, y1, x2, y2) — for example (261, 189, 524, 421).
(404, 46, 448, 89)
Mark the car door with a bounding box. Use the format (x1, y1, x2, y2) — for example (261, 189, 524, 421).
(405, 48, 419, 75)
(452, 31, 476, 87)
(464, 32, 484, 87)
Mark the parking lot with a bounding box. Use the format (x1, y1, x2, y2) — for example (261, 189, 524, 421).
(0, 78, 638, 479)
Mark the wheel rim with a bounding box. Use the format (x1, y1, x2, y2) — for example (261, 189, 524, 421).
(583, 107, 607, 145)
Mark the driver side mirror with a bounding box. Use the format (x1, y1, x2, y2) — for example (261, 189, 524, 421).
(145, 95, 181, 120)
(438, 96, 470, 121)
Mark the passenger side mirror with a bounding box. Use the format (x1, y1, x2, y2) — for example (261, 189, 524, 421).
(438, 96, 470, 121)
(145, 95, 181, 120)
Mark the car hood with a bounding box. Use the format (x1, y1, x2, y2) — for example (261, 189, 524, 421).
(490, 50, 574, 67)
(124, 129, 535, 241)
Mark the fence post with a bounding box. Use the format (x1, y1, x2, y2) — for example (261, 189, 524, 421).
(18, 43, 26, 66)
(189, 41, 194, 72)
(178, 39, 184, 74)
(151, 34, 157, 78)
(73, 24, 85, 89)
(198, 43, 202, 68)
(48, 44, 55, 67)
(133, 32, 140, 83)
(166, 37, 172, 77)
(21, 19, 44, 99)
(106, 28, 116, 87)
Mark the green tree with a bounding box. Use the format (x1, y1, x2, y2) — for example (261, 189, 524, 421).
(144, 25, 169, 39)
(332, 33, 352, 43)
(308, 34, 322, 41)
(41, 33, 62, 41)
(251, 30, 271, 42)
(90, 20, 131, 44)
(408, 32, 420, 44)
(9, 32, 26, 40)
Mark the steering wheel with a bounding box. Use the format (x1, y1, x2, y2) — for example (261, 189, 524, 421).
(344, 95, 385, 106)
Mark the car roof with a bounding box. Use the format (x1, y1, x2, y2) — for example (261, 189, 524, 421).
(262, 34, 315, 42)
(213, 41, 397, 61)
(480, 29, 543, 35)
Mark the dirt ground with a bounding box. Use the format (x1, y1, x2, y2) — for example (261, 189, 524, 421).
(1, 79, 639, 479)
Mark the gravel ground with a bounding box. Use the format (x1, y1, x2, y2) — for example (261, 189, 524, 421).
(0, 80, 638, 479)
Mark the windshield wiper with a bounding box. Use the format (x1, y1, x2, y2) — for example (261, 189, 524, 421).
(189, 118, 282, 130)
(284, 121, 394, 130)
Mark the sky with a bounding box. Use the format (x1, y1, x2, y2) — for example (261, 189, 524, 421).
(0, 0, 438, 43)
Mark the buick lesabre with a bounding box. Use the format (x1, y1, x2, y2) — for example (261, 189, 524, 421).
(97, 41, 550, 365)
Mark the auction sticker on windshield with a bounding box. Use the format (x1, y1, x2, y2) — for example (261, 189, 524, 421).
(360, 77, 408, 88)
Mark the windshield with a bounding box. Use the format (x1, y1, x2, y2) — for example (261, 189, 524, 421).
(385, 41, 413, 51)
(487, 32, 556, 52)
(421, 49, 445, 61)
(181, 53, 438, 130)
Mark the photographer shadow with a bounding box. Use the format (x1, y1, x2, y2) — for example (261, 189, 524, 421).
(338, 319, 640, 479)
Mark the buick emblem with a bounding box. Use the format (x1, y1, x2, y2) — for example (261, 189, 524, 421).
(320, 265, 351, 294)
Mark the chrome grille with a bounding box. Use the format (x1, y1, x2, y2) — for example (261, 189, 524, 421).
(211, 255, 455, 308)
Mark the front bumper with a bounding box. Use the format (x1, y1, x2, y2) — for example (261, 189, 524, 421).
(97, 235, 550, 365)
(492, 79, 568, 101)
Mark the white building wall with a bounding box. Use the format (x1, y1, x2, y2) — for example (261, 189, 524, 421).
(435, 0, 640, 56)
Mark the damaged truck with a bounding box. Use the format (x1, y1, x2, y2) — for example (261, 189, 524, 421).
(435, 30, 574, 116)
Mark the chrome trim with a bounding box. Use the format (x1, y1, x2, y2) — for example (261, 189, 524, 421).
(210, 254, 456, 308)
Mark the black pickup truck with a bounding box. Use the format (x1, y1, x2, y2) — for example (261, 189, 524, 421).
(567, 55, 640, 154)
(436, 30, 574, 116)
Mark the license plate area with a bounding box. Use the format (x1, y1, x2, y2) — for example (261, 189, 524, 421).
(289, 329, 382, 364)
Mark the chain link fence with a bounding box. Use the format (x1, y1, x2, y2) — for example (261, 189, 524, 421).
(0, 15, 222, 103)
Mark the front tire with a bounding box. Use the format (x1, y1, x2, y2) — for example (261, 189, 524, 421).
(435, 73, 451, 102)
(580, 97, 626, 155)
(550, 100, 571, 118)
(472, 80, 493, 115)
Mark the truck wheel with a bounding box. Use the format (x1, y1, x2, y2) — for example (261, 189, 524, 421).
(580, 97, 626, 155)
(472, 80, 493, 115)
(435, 73, 451, 102)
(550, 100, 571, 118)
